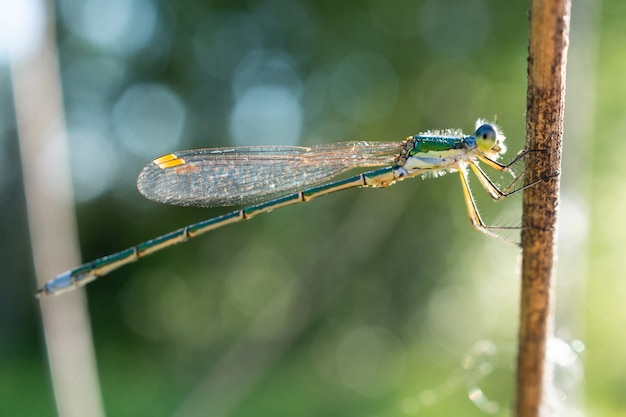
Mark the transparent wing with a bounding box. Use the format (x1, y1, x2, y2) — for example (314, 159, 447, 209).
(137, 141, 402, 207)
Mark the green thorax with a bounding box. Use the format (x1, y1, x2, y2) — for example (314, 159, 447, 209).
(408, 134, 467, 155)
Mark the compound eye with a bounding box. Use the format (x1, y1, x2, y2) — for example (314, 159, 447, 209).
(475, 124, 497, 151)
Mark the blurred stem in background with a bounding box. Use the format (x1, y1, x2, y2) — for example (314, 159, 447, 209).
(11, 0, 104, 416)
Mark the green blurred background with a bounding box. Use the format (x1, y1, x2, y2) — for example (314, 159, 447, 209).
(0, 0, 623, 416)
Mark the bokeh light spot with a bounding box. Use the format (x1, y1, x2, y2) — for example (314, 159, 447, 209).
(59, 0, 157, 56)
(0, 0, 45, 63)
(112, 83, 187, 158)
(229, 85, 302, 146)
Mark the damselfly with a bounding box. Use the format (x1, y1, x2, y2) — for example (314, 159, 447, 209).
(37, 119, 539, 297)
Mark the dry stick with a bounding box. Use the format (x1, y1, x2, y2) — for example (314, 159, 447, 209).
(12, 3, 105, 417)
(517, 1, 570, 416)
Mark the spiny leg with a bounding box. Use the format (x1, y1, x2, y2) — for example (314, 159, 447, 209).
(459, 160, 560, 244)
(475, 148, 560, 200)
(457, 166, 517, 243)
(469, 162, 548, 201)
(477, 149, 533, 173)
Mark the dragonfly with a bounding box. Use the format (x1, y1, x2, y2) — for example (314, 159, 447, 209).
(37, 119, 540, 297)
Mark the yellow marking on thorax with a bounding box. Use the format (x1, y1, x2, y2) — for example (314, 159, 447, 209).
(403, 148, 468, 171)
(154, 154, 186, 169)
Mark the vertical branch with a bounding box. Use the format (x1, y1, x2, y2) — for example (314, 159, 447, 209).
(12, 1, 105, 416)
(517, 0, 570, 416)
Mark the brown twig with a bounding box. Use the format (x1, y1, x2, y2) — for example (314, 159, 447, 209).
(516, 0, 570, 416)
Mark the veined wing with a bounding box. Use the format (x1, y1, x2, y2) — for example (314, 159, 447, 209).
(137, 141, 402, 207)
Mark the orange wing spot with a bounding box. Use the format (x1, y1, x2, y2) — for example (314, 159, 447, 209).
(159, 158, 186, 169)
(154, 154, 178, 164)
(154, 154, 186, 169)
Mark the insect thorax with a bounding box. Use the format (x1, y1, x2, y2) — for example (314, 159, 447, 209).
(394, 134, 469, 170)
